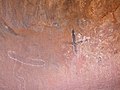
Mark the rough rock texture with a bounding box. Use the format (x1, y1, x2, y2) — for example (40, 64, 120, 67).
(0, 0, 120, 90)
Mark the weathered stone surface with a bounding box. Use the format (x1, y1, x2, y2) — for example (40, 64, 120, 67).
(0, 0, 120, 90)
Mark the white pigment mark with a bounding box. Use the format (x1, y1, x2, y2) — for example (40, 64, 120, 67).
(16, 75, 26, 90)
(7, 50, 45, 67)
(12, 57, 26, 90)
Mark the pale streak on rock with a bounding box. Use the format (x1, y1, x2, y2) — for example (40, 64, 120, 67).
(13, 64, 26, 90)
(15, 75, 26, 90)
(7, 50, 45, 67)
(11, 54, 26, 90)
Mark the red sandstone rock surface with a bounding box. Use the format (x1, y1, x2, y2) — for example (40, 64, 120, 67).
(0, 0, 120, 90)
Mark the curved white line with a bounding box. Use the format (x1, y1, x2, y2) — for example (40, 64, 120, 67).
(7, 50, 45, 67)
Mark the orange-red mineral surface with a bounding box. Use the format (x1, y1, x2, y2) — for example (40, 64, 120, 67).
(0, 0, 120, 90)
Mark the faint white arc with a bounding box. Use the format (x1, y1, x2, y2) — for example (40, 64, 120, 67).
(7, 50, 45, 67)
(11, 53, 26, 90)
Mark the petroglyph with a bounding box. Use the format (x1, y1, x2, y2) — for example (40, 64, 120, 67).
(7, 50, 45, 67)
(7, 50, 46, 90)
(11, 54, 26, 90)
(10, 64, 25, 90)
(15, 74, 26, 90)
